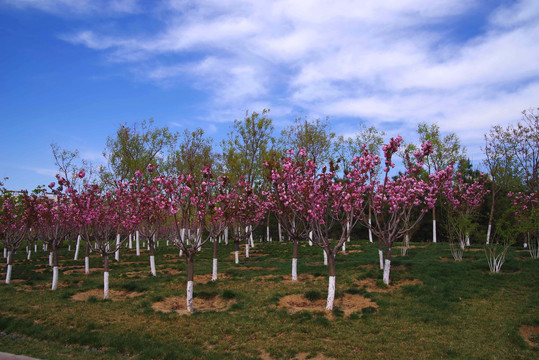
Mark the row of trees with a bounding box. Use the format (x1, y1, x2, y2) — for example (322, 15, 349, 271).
(1, 108, 537, 312)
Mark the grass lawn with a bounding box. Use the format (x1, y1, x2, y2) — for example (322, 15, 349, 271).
(0, 239, 538, 359)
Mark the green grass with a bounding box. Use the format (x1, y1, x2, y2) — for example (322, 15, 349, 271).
(0, 240, 538, 359)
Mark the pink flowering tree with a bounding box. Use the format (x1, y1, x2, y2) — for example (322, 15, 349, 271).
(34, 176, 73, 290)
(125, 164, 169, 277)
(509, 191, 538, 259)
(0, 185, 29, 284)
(226, 178, 268, 265)
(70, 179, 134, 298)
(367, 137, 452, 285)
(269, 148, 375, 310)
(157, 165, 228, 312)
(442, 173, 488, 260)
(265, 149, 314, 281)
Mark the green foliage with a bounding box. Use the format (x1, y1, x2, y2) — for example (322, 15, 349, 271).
(304, 290, 323, 302)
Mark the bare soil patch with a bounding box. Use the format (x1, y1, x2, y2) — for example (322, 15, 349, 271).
(519, 325, 539, 347)
(195, 273, 231, 284)
(395, 245, 428, 249)
(153, 295, 234, 315)
(340, 250, 363, 255)
(279, 293, 378, 318)
(63, 267, 104, 275)
(71, 289, 143, 301)
(281, 274, 324, 284)
(354, 278, 422, 292)
(230, 266, 278, 271)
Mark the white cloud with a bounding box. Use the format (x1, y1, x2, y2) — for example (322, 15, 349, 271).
(3, 0, 140, 15)
(24, 0, 539, 160)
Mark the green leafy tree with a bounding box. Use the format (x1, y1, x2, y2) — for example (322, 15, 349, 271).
(221, 109, 275, 187)
(100, 119, 177, 188)
(417, 123, 466, 243)
(279, 116, 335, 166)
(165, 128, 217, 178)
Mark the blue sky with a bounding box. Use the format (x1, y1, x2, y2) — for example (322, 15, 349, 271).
(1, 0, 538, 191)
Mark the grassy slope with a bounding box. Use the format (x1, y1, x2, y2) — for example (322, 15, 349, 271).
(0, 239, 537, 359)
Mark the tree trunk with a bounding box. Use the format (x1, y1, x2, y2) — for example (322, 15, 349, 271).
(368, 206, 373, 243)
(292, 239, 299, 281)
(309, 231, 313, 246)
(234, 241, 240, 264)
(51, 243, 59, 290)
(323, 248, 328, 265)
(278, 222, 282, 242)
(129, 233, 132, 249)
(85, 241, 90, 274)
(432, 207, 437, 243)
(74, 235, 81, 261)
(487, 186, 495, 244)
(115, 234, 120, 261)
(186, 253, 194, 312)
(135, 231, 140, 256)
(378, 240, 384, 270)
(383, 246, 392, 285)
(212, 237, 218, 281)
(326, 249, 336, 310)
(224, 227, 228, 245)
(26, 248, 31, 260)
(103, 253, 110, 299)
(5, 251, 13, 284)
(149, 239, 156, 276)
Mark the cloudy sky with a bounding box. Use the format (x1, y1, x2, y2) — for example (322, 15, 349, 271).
(1, 0, 538, 190)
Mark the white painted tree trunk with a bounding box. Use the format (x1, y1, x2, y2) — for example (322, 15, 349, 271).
(432, 220, 437, 243)
(245, 243, 250, 258)
(235, 250, 239, 264)
(179, 249, 183, 257)
(136, 231, 140, 256)
(465, 233, 470, 247)
(74, 235, 81, 261)
(104, 271, 109, 299)
(225, 227, 228, 245)
(186, 280, 194, 312)
(212, 258, 218, 281)
(326, 276, 336, 310)
(3, 248, 6, 258)
(48, 251, 53, 266)
(51, 266, 59, 290)
(323, 249, 328, 265)
(379, 249, 384, 270)
(524, 242, 528, 248)
(166, 240, 169, 246)
(267, 226, 270, 242)
(278, 222, 282, 242)
(368, 218, 373, 243)
(292, 258, 298, 281)
(309, 231, 313, 246)
(5, 264, 12, 284)
(249, 226, 254, 247)
(34, 244, 37, 252)
(342, 242, 346, 253)
(129, 234, 132, 249)
(115, 234, 120, 261)
(85, 257, 90, 274)
(26, 249, 31, 260)
(383, 259, 391, 285)
(150, 255, 156, 276)
(486, 224, 491, 245)
(347, 222, 350, 242)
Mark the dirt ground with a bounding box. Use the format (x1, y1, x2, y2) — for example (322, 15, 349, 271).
(279, 293, 378, 318)
(354, 278, 422, 293)
(519, 325, 539, 347)
(152, 295, 235, 315)
(71, 289, 143, 301)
